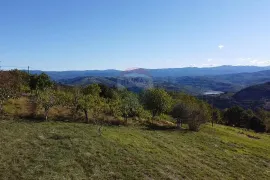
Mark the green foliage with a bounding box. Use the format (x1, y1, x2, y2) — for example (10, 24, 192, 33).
(256, 109, 270, 132)
(224, 106, 246, 127)
(76, 84, 104, 123)
(119, 91, 142, 122)
(98, 84, 117, 99)
(187, 102, 211, 131)
(170, 92, 212, 130)
(171, 102, 190, 128)
(29, 73, 53, 92)
(36, 89, 61, 121)
(142, 88, 172, 118)
(82, 84, 101, 96)
(212, 109, 222, 124)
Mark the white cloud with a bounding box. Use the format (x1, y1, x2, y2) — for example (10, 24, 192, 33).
(236, 57, 270, 66)
(207, 59, 212, 62)
(218, 45, 224, 49)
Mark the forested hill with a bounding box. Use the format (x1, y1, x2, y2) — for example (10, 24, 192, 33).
(233, 82, 270, 101)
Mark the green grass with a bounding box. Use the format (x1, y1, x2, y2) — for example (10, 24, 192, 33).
(0, 120, 270, 180)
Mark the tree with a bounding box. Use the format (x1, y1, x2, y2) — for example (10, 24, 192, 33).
(256, 108, 270, 133)
(0, 71, 19, 114)
(98, 84, 117, 99)
(142, 88, 172, 120)
(212, 109, 222, 126)
(224, 106, 245, 127)
(36, 89, 60, 121)
(187, 102, 211, 131)
(171, 99, 210, 131)
(29, 75, 38, 92)
(56, 88, 81, 120)
(248, 116, 266, 132)
(78, 84, 102, 123)
(171, 102, 190, 129)
(29, 73, 53, 93)
(120, 91, 142, 124)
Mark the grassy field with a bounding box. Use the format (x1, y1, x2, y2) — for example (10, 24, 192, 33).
(0, 120, 270, 180)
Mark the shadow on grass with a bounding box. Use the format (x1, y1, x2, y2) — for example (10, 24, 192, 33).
(143, 123, 190, 133)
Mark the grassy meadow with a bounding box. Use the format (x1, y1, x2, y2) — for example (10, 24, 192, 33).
(0, 120, 269, 180)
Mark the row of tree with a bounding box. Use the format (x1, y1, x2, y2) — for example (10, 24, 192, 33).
(0, 70, 269, 132)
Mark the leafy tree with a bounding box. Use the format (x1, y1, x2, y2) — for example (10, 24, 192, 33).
(107, 98, 122, 118)
(78, 94, 98, 123)
(37, 73, 53, 91)
(36, 89, 60, 121)
(82, 84, 101, 96)
(171, 102, 190, 128)
(98, 84, 117, 99)
(120, 91, 142, 123)
(256, 109, 270, 132)
(142, 88, 172, 120)
(248, 116, 266, 132)
(29, 75, 38, 92)
(186, 102, 210, 131)
(0, 71, 19, 114)
(56, 88, 81, 120)
(224, 106, 245, 127)
(212, 109, 222, 126)
(29, 73, 52, 93)
(78, 84, 102, 123)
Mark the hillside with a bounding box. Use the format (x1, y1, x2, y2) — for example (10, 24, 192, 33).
(0, 120, 270, 179)
(234, 82, 270, 101)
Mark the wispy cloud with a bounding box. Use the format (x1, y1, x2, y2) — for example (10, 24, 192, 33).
(218, 45, 224, 49)
(237, 57, 270, 66)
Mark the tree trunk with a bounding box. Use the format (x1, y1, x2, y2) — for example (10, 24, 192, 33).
(0, 103, 3, 114)
(84, 109, 89, 123)
(44, 109, 49, 121)
(125, 114, 128, 125)
(177, 119, 181, 129)
(152, 111, 156, 124)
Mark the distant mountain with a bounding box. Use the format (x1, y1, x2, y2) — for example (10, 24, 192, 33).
(30, 69, 121, 80)
(209, 70, 270, 87)
(59, 69, 270, 95)
(31, 65, 270, 80)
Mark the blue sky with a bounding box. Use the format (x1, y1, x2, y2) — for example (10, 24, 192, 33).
(1, 0, 270, 70)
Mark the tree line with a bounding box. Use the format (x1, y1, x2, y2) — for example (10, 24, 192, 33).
(0, 70, 269, 133)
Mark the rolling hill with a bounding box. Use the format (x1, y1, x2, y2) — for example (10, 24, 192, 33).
(234, 82, 270, 101)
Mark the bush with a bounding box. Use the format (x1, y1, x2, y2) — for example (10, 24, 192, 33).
(171, 101, 210, 131)
(187, 104, 209, 131)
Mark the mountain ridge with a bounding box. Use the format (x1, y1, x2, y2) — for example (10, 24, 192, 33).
(29, 65, 270, 80)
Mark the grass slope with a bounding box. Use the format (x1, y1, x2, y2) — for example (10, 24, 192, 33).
(0, 120, 270, 180)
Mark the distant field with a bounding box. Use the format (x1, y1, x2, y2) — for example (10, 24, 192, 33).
(0, 120, 269, 180)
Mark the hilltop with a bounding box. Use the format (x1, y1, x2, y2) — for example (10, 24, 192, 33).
(0, 120, 269, 180)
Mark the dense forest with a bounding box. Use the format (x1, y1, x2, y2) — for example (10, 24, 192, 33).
(1, 70, 270, 133)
